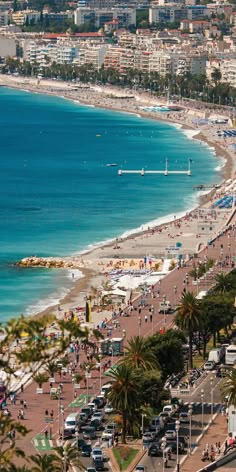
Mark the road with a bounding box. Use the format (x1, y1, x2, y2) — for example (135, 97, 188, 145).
(137, 372, 224, 472)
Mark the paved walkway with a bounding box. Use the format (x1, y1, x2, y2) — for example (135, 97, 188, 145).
(10, 215, 236, 462)
(181, 412, 228, 472)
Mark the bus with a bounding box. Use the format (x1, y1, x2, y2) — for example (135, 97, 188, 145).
(225, 345, 236, 365)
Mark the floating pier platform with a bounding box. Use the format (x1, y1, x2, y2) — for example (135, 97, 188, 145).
(118, 158, 192, 176)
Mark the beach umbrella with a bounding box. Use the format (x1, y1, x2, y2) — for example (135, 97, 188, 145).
(176, 242, 182, 248)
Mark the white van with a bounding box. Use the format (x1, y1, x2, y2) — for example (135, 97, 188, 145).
(101, 382, 113, 396)
(208, 348, 224, 364)
(64, 412, 80, 430)
(162, 405, 176, 417)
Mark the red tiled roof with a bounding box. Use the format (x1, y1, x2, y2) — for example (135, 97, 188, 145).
(43, 33, 68, 39)
(75, 32, 104, 37)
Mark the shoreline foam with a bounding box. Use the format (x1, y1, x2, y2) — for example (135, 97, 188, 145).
(0, 74, 235, 320)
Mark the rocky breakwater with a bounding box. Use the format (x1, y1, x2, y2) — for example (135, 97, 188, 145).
(16, 256, 80, 269)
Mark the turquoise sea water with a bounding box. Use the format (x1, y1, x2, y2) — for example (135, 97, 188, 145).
(0, 87, 222, 321)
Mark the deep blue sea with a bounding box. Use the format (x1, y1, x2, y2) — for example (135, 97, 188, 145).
(0, 87, 223, 321)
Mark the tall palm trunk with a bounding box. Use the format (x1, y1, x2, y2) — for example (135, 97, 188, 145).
(189, 331, 193, 370)
(122, 410, 127, 444)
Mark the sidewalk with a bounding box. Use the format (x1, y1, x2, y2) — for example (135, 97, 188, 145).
(181, 412, 228, 472)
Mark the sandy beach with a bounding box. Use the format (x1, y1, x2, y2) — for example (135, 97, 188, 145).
(1, 73, 236, 322)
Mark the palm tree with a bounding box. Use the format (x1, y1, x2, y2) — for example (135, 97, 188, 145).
(54, 443, 84, 470)
(119, 336, 158, 371)
(33, 373, 49, 389)
(7, 466, 31, 472)
(108, 364, 141, 443)
(29, 453, 61, 472)
(46, 361, 59, 378)
(221, 368, 236, 406)
(175, 291, 202, 369)
(211, 67, 222, 86)
(213, 273, 233, 294)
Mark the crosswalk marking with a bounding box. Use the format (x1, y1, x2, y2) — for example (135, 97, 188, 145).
(183, 401, 221, 408)
(32, 434, 54, 452)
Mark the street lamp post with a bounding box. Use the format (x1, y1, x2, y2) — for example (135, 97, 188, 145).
(186, 273, 189, 286)
(111, 341, 114, 367)
(86, 366, 90, 403)
(174, 285, 177, 306)
(141, 413, 146, 437)
(99, 354, 103, 391)
(123, 329, 126, 357)
(75, 427, 79, 450)
(151, 304, 154, 335)
(138, 317, 142, 336)
(210, 376, 214, 422)
(57, 389, 61, 435)
(196, 267, 199, 295)
(201, 389, 204, 433)
(161, 437, 167, 472)
(163, 294, 166, 328)
(188, 406, 193, 455)
(61, 405, 64, 445)
(176, 419, 180, 472)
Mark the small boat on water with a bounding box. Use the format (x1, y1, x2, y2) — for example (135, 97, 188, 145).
(107, 163, 117, 167)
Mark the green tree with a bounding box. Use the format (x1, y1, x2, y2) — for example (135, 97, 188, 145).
(54, 443, 84, 470)
(175, 292, 202, 369)
(120, 335, 158, 370)
(46, 361, 59, 377)
(147, 329, 185, 379)
(29, 453, 61, 472)
(213, 272, 234, 294)
(108, 364, 141, 443)
(33, 372, 49, 390)
(221, 368, 236, 406)
(211, 67, 222, 86)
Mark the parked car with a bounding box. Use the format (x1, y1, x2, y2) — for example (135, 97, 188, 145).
(164, 440, 184, 454)
(91, 411, 104, 422)
(92, 448, 103, 462)
(216, 367, 228, 378)
(148, 443, 162, 457)
(102, 430, 113, 441)
(93, 459, 105, 471)
(135, 466, 147, 472)
(179, 412, 189, 423)
(159, 412, 171, 424)
(90, 419, 103, 431)
(86, 468, 96, 472)
(165, 430, 176, 439)
(162, 405, 176, 417)
(104, 403, 114, 414)
(142, 432, 155, 442)
(83, 426, 97, 440)
(204, 360, 215, 371)
(81, 444, 92, 457)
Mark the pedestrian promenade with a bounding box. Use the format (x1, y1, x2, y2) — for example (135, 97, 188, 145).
(9, 216, 236, 462)
(181, 413, 228, 472)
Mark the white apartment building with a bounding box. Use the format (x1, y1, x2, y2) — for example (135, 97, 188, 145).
(221, 58, 236, 88)
(11, 10, 41, 26)
(74, 7, 136, 28)
(104, 46, 122, 69)
(77, 45, 107, 69)
(23, 40, 78, 65)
